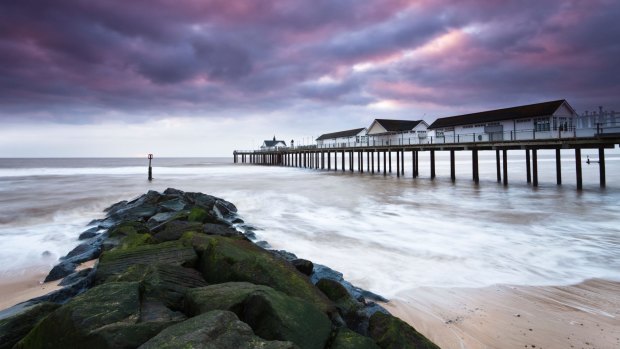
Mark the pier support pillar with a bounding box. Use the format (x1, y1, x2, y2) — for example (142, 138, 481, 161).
(396, 150, 400, 177)
(502, 149, 508, 186)
(341, 150, 345, 172)
(327, 152, 331, 170)
(383, 151, 387, 176)
(532, 149, 538, 187)
(575, 148, 582, 190)
(430, 150, 435, 179)
(496, 150, 501, 182)
(450, 150, 455, 182)
(371, 151, 375, 173)
(366, 151, 370, 173)
(526, 149, 531, 183)
(556, 148, 562, 185)
(472, 149, 479, 183)
(389, 151, 392, 173)
(414, 151, 419, 178)
(599, 147, 606, 188)
(401, 150, 405, 175)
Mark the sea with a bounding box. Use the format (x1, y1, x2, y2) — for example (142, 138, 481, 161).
(1, 150, 619, 298)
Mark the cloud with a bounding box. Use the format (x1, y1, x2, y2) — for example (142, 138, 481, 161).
(0, 0, 618, 126)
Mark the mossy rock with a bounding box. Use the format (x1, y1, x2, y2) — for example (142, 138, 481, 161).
(369, 312, 439, 349)
(96, 240, 197, 283)
(316, 278, 367, 332)
(330, 328, 380, 349)
(117, 232, 155, 250)
(190, 234, 334, 315)
(88, 321, 176, 349)
(111, 264, 207, 309)
(0, 302, 60, 349)
(185, 282, 331, 349)
(109, 221, 150, 237)
(152, 220, 204, 242)
(138, 310, 298, 349)
(15, 282, 141, 348)
(188, 206, 209, 222)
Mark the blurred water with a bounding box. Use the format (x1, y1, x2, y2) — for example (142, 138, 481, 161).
(0, 152, 619, 297)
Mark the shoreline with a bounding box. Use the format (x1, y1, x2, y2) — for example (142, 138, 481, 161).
(385, 278, 620, 349)
(0, 261, 96, 311)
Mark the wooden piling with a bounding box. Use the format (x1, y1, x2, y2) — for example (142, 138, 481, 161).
(389, 151, 392, 173)
(525, 149, 531, 183)
(371, 151, 375, 173)
(396, 150, 400, 177)
(400, 149, 404, 175)
(430, 150, 435, 179)
(575, 148, 582, 190)
(599, 147, 605, 188)
(383, 151, 387, 175)
(450, 150, 455, 182)
(472, 149, 479, 183)
(496, 150, 501, 182)
(502, 149, 508, 186)
(555, 148, 562, 185)
(532, 149, 538, 187)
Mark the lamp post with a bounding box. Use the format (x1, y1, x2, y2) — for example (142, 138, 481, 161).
(148, 154, 153, 181)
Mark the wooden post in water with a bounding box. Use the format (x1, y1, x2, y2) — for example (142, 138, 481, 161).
(383, 151, 387, 176)
(599, 147, 606, 188)
(430, 150, 435, 179)
(472, 149, 479, 183)
(525, 149, 531, 183)
(575, 148, 582, 190)
(401, 149, 404, 175)
(496, 150, 501, 182)
(366, 151, 370, 173)
(388, 151, 392, 173)
(532, 149, 538, 187)
(414, 150, 419, 177)
(371, 151, 375, 173)
(148, 154, 153, 181)
(327, 151, 331, 170)
(502, 149, 508, 186)
(556, 148, 562, 185)
(450, 150, 455, 182)
(341, 150, 345, 172)
(396, 150, 400, 177)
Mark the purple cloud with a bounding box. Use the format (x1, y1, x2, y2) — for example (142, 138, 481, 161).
(0, 0, 618, 123)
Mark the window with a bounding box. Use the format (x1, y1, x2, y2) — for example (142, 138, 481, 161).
(534, 117, 550, 131)
(435, 131, 444, 137)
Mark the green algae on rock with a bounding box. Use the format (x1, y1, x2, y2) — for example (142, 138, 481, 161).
(330, 328, 381, 349)
(138, 310, 298, 349)
(186, 282, 332, 349)
(0, 302, 60, 349)
(369, 311, 440, 349)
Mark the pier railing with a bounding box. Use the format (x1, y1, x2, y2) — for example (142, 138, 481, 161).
(248, 123, 618, 152)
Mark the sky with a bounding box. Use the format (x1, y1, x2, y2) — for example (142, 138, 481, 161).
(1, 0, 619, 157)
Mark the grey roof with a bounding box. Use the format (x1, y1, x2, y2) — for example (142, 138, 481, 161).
(262, 140, 286, 147)
(374, 119, 424, 132)
(316, 128, 366, 141)
(428, 100, 571, 129)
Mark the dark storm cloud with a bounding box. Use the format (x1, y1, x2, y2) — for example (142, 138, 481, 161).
(0, 0, 618, 123)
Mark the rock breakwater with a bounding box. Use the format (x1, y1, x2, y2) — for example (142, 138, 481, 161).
(0, 188, 439, 349)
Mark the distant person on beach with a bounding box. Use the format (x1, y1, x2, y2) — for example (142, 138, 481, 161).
(586, 155, 590, 164)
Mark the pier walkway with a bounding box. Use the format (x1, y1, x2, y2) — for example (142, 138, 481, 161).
(234, 128, 620, 190)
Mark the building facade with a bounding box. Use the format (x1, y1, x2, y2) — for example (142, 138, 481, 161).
(316, 128, 367, 148)
(428, 100, 578, 143)
(366, 119, 429, 146)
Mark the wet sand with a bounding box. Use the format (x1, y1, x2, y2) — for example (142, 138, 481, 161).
(0, 261, 96, 311)
(385, 279, 620, 349)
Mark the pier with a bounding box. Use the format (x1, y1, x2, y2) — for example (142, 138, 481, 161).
(234, 135, 619, 190)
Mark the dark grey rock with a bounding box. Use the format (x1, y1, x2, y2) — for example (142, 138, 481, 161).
(0, 302, 60, 349)
(44, 262, 77, 283)
(214, 199, 238, 217)
(292, 259, 313, 276)
(59, 268, 93, 287)
(158, 198, 189, 212)
(203, 223, 243, 237)
(78, 227, 100, 240)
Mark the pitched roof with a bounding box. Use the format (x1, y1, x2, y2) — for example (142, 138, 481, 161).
(374, 119, 424, 132)
(428, 100, 571, 129)
(316, 128, 366, 140)
(262, 140, 286, 147)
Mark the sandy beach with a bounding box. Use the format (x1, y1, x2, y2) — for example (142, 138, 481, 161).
(385, 279, 620, 349)
(0, 261, 96, 311)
